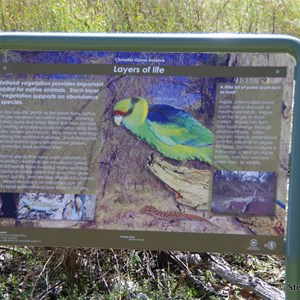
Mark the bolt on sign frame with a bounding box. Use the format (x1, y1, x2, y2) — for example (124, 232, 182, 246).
(0, 33, 299, 298)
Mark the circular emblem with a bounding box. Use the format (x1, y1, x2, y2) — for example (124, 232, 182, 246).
(250, 239, 258, 247)
(265, 241, 277, 250)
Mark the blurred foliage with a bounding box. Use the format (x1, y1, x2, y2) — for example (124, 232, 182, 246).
(0, 247, 285, 299)
(0, 0, 299, 37)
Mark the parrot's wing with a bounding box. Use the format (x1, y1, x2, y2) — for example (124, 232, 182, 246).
(147, 104, 213, 147)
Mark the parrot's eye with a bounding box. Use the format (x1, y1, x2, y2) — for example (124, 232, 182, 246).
(127, 107, 134, 116)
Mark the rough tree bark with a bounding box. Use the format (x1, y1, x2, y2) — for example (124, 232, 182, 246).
(147, 154, 210, 210)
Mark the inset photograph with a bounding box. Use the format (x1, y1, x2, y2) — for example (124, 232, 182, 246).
(0, 193, 18, 218)
(211, 171, 276, 216)
(17, 193, 96, 221)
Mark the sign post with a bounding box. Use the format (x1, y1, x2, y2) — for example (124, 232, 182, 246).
(0, 33, 299, 298)
(286, 44, 300, 299)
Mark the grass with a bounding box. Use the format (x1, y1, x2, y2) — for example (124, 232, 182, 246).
(0, 246, 285, 299)
(0, 247, 199, 299)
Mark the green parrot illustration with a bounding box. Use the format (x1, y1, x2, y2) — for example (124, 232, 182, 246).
(113, 97, 213, 164)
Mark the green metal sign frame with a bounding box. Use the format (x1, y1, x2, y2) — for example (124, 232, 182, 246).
(0, 32, 299, 299)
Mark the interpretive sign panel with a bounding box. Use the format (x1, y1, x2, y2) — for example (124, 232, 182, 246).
(0, 36, 295, 254)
